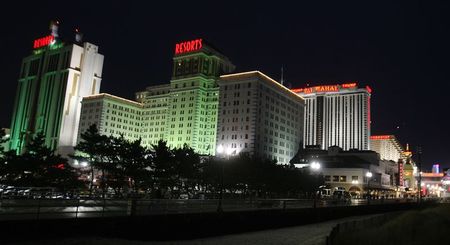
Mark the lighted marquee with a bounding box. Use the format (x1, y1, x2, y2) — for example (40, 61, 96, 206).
(370, 135, 393, 140)
(175, 39, 203, 55)
(398, 162, 404, 186)
(33, 35, 54, 49)
(291, 83, 358, 94)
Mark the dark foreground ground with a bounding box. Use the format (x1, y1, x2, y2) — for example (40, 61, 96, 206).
(11, 214, 381, 245)
(0, 202, 429, 244)
(331, 204, 450, 245)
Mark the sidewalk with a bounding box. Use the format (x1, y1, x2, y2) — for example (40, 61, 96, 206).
(13, 214, 380, 245)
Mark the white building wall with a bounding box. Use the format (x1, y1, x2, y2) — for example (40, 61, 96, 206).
(58, 43, 104, 156)
(217, 71, 304, 164)
(300, 87, 370, 151)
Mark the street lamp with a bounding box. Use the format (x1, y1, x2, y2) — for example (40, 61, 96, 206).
(366, 171, 373, 204)
(216, 145, 231, 212)
(310, 161, 321, 171)
(310, 161, 321, 208)
(217, 145, 224, 155)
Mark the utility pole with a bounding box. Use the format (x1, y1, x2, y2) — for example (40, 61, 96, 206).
(417, 146, 422, 204)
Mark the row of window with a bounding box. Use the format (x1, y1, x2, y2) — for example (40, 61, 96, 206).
(324, 175, 359, 182)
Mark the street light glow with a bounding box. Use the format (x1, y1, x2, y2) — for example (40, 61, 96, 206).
(226, 147, 233, 156)
(217, 145, 224, 154)
(366, 171, 373, 178)
(310, 161, 321, 170)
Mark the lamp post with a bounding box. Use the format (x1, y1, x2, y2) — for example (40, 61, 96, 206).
(216, 145, 232, 212)
(310, 161, 321, 208)
(366, 171, 373, 205)
(417, 146, 422, 204)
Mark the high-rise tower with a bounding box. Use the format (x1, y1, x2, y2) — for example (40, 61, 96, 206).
(136, 39, 234, 155)
(292, 83, 371, 150)
(9, 22, 104, 156)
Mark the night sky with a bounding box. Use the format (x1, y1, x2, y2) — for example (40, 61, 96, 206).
(0, 1, 448, 169)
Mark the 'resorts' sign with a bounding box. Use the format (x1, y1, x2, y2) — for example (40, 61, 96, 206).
(175, 39, 203, 55)
(33, 35, 54, 49)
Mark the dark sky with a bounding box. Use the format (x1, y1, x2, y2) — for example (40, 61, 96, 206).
(0, 1, 448, 169)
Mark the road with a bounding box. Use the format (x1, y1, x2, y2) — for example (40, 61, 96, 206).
(12, 214, 380, 245)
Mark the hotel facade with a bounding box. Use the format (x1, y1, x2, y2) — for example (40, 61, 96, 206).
(292, 83, 371, 151)
(78, 39, 235, 156)
(370, 135, 404, 162)
(9, 22, 104, 156)
(77, 41, 304, 164)
(216, 71, 304, 164)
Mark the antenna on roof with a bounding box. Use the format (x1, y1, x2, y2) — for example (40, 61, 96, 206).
(280, 66, 284, 85)
(49, 20, 59, 38)
(75, 28, 83, 43)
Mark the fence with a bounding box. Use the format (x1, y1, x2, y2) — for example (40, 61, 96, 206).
(0, 197, 414, 221)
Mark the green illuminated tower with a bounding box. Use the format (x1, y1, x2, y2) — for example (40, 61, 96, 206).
(137, 39, 234, 155)
(9, 22, 104, 155)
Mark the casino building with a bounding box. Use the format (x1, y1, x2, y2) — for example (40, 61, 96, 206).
(216, 71, 304, 164)
(370, 135, 404, 162)
(135, 39, 234, 155)
(9, 22, 104, 156)
(292, 83, 371, 151)
(78, 93, 143, 143)
(78, 39, 234, 155)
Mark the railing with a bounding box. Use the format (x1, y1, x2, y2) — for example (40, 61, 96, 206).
(0, 198, 418, 221)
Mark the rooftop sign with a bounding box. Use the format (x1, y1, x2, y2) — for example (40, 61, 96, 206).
(33, 35, 54, 49)
(370, 135, 393, 140)
(291, 83, 358, 94)
(175, 39, 203, 55)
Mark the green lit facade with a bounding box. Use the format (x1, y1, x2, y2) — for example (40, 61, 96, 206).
(9, 26, 104, 155)
(10, 40, 71, 153)
(78, 40, 234, 155)
(136, 41, 234, 155)
(79, 94, 143, 142)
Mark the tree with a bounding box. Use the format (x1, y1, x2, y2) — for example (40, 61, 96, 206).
(0, 133, 81, 190)
(173, 144, 201, 194)
(119, 137, 153, 194)
(151, 140, 175, 197)
(72, 124, 110, 197)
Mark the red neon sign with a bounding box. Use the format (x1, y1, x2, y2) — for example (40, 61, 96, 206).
(421, 173, 444, 177)
(33, 35, 54, 49)
(341, 83, 357, 88)
(398, 162, 404, 186)
(175, 39, 203, 55)
(291, 83, 359, 94)
(315, 85, 338, 93)
(370, 135, 392, 140)
(366, 85, 372, 94)
(291, 88, 304, 93)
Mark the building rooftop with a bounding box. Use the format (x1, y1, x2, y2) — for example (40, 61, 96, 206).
(220, 71, 304, 100)
(82, 93, 143, 107)
(291, 83, 372, 96)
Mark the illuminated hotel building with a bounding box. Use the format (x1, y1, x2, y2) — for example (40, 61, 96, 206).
(292, 83, 371, 151)
(9, 22, 104, 156)
(78, 94, 143, 142)
(216, 71, 304, 164)
(135, 39, 234, 155)
(77, 39, 234, 155)
(135, 84, 170, 146)
(370, 135, 404, 162)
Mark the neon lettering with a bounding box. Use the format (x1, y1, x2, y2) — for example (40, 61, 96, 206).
(174, 38, 203, 54)
(370, 135, 392, 140)
(33, 35, 54, 49)
(341, 83, 357, 88)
